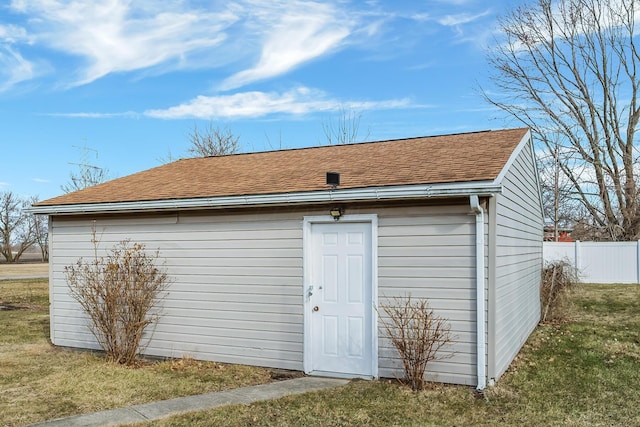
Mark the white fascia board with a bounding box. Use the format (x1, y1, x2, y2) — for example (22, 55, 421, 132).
(29, 181, 503, 215)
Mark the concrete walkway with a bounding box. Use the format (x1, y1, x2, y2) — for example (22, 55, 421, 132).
(29, 376, 349, 427)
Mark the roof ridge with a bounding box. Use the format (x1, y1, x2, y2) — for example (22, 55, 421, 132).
(177, 128, 526, 162)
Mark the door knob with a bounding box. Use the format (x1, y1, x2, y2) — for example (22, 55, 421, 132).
(313, 306, 319, 312)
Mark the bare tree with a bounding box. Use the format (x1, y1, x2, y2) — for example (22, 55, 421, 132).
(264, 129, 287, 151)
(62, 144, 110, 193)
(484, 0, 640, 240)
(538, 140, 581, 240)
(0, 192, 35, 263)
(322, 108, 370, 145)
(187, 122, 239, 157)
(28, 196, 48, 262)
(156, 148, 177, 165)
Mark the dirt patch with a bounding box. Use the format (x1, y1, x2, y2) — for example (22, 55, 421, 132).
(269, 369, 305, 381)
(0, 303, 27, 311)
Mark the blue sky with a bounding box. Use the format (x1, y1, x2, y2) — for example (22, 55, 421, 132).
(1, 0, 525, 201)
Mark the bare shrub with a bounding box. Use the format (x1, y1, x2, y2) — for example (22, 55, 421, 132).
(379, 295, 454, 391)
(541, 260, 578, 323)
(65, 234, 170, 365)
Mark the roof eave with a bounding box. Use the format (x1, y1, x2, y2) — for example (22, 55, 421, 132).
(29, 181, 503, 215)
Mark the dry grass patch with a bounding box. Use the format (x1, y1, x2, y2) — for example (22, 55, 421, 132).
(0, 278, 49, 307)
(0, 278, 273, 426)
(1, 346, 272, 426)
(0, 262, 48, 277)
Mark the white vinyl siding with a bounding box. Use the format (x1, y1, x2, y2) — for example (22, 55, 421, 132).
(49, 211, 306, 370)
(374, 204, 479, 386)
(49, 203, 481, 384)
(492, 141, 543, 381)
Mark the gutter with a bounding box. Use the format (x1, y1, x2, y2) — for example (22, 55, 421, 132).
(470, 195, 486, 391)
(29, 181, 502, 215)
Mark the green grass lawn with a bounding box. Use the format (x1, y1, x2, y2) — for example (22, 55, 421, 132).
(2, 280, 639, 426)
(128, 284, 640, 427)
(0, 279, 273, 426)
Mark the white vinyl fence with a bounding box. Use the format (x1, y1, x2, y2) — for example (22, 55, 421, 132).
(543, 241, 640, 284)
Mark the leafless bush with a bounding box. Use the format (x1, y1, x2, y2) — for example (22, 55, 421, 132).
(379, 295, 454, 391)
(541, 260, 578, 323)
(65, 234, 170, 365)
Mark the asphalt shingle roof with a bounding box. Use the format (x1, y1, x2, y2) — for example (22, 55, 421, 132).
(36, 128, 529, 207)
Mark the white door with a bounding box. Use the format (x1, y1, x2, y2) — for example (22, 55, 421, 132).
(308, 221, 373, 377)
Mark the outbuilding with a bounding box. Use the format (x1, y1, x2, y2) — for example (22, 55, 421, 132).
(32, 128, 543, 388)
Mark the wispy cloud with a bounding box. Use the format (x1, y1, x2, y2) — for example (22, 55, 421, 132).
(8, 0, 238, 86)
(0, 23, 32, 43)
(436, 9, 493, 47)
(32, 178, 50, 183)
(438, 11, 491, 27)
(0, 1, 494, 95)
(3, 0, 363, 90)
(145, 86, 412, 119)
(0, 21, 37, 91)
(410, 13, 430, 22)
(0, 45, 35, 91)
(220, 1, 353, 90)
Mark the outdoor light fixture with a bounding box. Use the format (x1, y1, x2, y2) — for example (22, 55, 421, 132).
(329, 207, 343, 220)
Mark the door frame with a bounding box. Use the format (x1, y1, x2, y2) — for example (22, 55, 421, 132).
(302, 214, 379, 378)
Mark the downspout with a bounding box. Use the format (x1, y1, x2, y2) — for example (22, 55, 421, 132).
(470, 195, 486, 391)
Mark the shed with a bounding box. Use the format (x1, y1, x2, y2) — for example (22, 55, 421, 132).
(32, 128, 543, 388)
